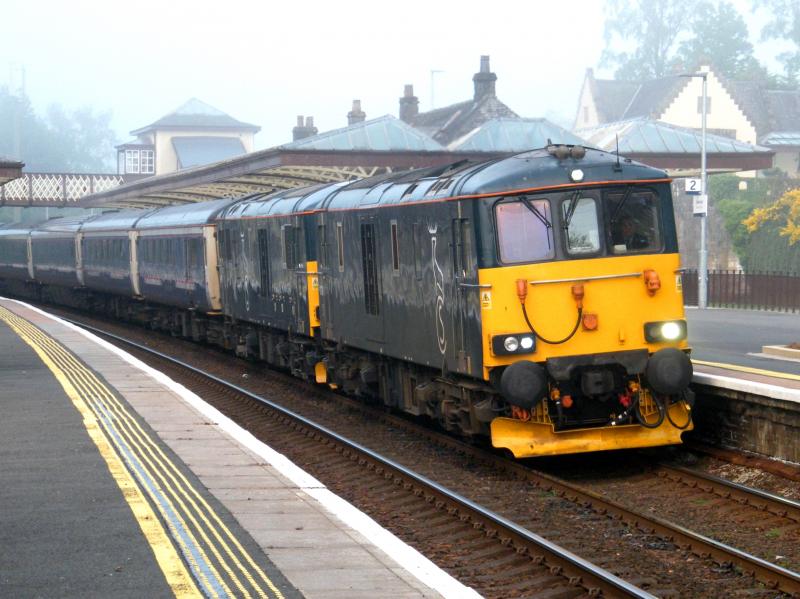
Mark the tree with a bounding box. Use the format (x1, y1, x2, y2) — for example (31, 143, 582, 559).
(602, 0, 695, 80)
(754, 0, 800, 84)
(0, 86, 117, 172)
(744, 187, 800, 245)
(674, 2, 767, 80)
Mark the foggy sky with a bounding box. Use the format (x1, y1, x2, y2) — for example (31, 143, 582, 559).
(1, 0, 789, 152)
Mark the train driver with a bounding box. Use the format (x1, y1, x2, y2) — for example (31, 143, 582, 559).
(613, 216, 649, 250)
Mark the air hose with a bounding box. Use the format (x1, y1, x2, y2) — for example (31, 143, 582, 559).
(608, 391, 665, 428)
(516, 279, 583, 345)
(521, 303, 583, 345)
(665, 391, 693, 430)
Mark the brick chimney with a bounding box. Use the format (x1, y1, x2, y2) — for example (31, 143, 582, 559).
(347, 100, 366, 125)
(399, 84, 419, 122)
(292, 115, 318, 141)
(473, 55, 497, 101)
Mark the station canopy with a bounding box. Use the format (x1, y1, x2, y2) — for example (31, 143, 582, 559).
(576, 118, 774, 175)
(79, 116, 495, 210)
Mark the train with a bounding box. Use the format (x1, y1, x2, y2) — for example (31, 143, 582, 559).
(0, 146, 694, 458)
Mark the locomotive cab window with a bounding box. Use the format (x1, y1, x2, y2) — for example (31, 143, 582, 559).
(605, 188, 662, 254)
(562, 194, 600, 255)
(495, 198, 554, 263)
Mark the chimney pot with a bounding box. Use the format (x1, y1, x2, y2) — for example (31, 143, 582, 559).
(473, 55, 497, 101)
(399, 84, 419, 123)
(293, 115, 318, 141)
(347, 99, 366, 125)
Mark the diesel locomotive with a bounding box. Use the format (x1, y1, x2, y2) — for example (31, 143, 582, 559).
(0, 146, 694, 457)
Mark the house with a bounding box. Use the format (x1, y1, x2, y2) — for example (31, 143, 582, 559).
(116, 98, 260, 177)
(398, 56, 519, 146)
(574, 66, 800, 176)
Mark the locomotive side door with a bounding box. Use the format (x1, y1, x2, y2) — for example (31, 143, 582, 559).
(452, 210, 479, 377)
(358, 214, 384, 344)
(284, 218, 308, 335)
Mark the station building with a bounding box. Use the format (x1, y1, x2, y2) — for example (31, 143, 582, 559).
(116, 98, 260, 177)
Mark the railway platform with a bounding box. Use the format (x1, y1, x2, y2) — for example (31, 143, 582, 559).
(0, 298, 474, 599)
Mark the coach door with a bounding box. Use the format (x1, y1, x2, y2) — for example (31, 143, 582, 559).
(359, 216, 384, 344)
(452, 216, 478, 376)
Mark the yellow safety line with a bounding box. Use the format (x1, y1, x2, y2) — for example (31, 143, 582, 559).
(13, 317, 241, 598)
(0, 307, 201, 599)
(4, 307, 285, 599)
(63, 357, 259, 598)
(23, 321, 281, 599)
(33, 333, 233, 599)
(693, 358, 800, 382)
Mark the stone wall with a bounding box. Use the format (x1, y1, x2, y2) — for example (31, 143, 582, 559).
(690, 383, 800, 463)
(671, 182, 741, 270)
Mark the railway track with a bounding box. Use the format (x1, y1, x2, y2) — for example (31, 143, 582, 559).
(60, 311, 800, 597)
(70, 318, 653, 599)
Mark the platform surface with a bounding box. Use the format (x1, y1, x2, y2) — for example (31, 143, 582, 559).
(0, 299, 471, 599)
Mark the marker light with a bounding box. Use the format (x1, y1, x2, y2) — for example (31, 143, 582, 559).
(570, 169, 584, 182)
(492, 333, 536, 355)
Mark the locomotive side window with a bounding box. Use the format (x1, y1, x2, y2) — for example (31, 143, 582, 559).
(336, 222, 344, 272)
(360, 223, 379, 316)
(258, 229, 270, 295)
(390, 221, 400, 273)
(495, 199, 554, 263)
(562, 195, 600, 255)
(605, 189, 662, 254)
(282, 225, 299, 269)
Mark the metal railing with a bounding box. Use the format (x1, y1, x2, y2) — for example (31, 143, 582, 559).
(0, 173, 131, 206)
(683, 269, 800, 312)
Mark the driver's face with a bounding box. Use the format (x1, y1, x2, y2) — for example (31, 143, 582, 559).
(622, 220, 634, 236)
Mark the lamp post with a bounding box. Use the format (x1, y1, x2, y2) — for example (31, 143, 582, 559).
(681, 71, 709, 309)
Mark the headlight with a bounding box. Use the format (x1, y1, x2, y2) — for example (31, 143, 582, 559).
(644, 320, 687, 343)
(492, 333, 536, 355)
(660, 322, 681, 340)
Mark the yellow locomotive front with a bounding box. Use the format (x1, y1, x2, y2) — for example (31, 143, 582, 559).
(479, 173, 693, 457)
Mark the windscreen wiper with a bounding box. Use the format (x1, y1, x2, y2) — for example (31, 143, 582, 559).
(563, 191, 580, 229)
(610, 186, 633, 223)
(520, 197, 552, 230)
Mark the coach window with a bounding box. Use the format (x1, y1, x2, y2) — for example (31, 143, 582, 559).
(336, 222, 344, 272)
(562, 194, 600, 256)
(495, 198, 554, 263)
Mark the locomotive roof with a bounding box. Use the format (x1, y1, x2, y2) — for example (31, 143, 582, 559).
(322, 147, 668, 210)
(217, 181, 349, 220)
(135, 197, 240, 229)
(198, 147, 670, 222)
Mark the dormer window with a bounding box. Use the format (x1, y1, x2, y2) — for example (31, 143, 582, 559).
(117, 145, 155, 175)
